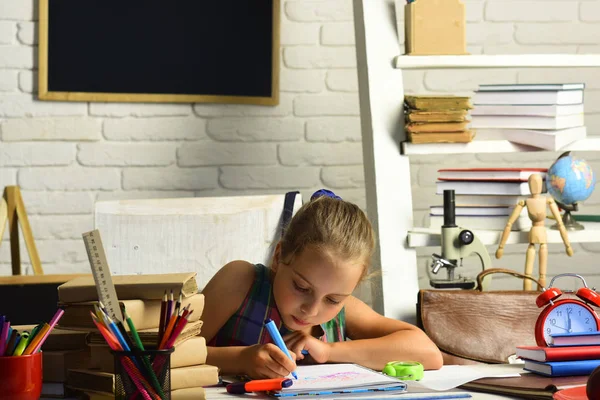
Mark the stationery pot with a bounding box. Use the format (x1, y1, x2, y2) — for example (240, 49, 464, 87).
(0, 352, 43, 400)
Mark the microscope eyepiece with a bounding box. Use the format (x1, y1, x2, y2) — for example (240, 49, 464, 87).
(443, 190, 456, 227)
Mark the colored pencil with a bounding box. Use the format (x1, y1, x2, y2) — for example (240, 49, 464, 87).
(123, 307, 165, 399)
(12, 332, 29, 356)
(165, 290, 173, 334)
(0, 319, 8, 356)
(23, 323, 50, 355)
(157, 290, 167, 347)
(91, 317, 156, 400)
(30, 308, 64, 354)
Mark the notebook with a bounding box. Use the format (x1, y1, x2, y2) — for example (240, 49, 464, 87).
(271, 364, 407, 397)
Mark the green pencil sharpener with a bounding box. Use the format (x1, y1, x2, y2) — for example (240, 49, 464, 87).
(382, 361, 424, 381)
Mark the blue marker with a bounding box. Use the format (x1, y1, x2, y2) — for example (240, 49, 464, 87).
(264, 319, 298, 379)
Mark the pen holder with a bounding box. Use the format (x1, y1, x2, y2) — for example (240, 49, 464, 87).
(112, 347, 174, 400)
(405, 0, 468, 55)
(0, 352, 43, 400)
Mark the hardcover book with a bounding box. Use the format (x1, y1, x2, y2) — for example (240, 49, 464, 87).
(406, 110, 469, 123)
(517, 345, 600, 362)
(87, 319, 203, 347)
(58, 293, 204, 330)
(66, 364, 219, 393)
(461, 373, 588, 399)
(524, 358, 600, 377)
(90, 336, 207, 372)
(408, 130, 475, 144)
(438, 168, 547, 181)
(406, 121, 470, 133)
(405, 95, 472, 111)
(58, 272, 199, 303)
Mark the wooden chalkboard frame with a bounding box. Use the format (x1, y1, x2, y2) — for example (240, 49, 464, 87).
(38, 0, 280, 105)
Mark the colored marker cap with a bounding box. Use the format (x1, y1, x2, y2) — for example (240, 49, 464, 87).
(226, 382, 246, 394)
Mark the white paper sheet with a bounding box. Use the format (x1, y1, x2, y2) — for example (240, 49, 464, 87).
(408, 364, 524, 392)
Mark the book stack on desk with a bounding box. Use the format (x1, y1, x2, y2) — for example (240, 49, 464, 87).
(13, 324, 90, 399)
(517, 332, 600, 378)
(404, 95, 475, 144)
(429, 167, 548, 231)
(55, 273, 218, 399)
(471, 83, 587, 151)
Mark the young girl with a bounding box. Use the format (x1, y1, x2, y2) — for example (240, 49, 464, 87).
(201, 190, 443, 379)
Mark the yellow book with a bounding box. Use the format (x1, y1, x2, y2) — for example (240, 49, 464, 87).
(67, 364, 219, 393)
(406, 110, 469, 123)
(86, 319, 203, 347)
(84, 386, 206, 400)
(90, 336, 207, 372)
(406, 121, 470, 133)
(58, 294, 204, 330)
(408, 130, 475, 144)
(58, 272, 199, 303)
(405, 95, 472, 111)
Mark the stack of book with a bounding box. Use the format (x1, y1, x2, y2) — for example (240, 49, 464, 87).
(10, 325, 90, 400)
(404, 95, 474, 144)
(517, 331, 600, 377)
(429, 167, 548, 231)
(56, 273, 218, 399)
(471, 83, 586, 151)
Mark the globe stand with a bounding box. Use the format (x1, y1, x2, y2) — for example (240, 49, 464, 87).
(551, 202, 585, 231)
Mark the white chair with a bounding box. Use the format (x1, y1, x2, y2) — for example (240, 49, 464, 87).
(94, 193, 302, 290)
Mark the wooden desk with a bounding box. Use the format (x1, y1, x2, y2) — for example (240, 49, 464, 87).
(0, 274, 89, 324)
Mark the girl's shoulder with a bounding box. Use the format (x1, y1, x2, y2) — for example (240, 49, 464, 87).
(203, 260, 257, 299)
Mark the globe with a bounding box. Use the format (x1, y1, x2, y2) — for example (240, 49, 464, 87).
(547, 153, 595, 206)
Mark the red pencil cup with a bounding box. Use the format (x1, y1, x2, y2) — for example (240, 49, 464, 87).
(0, 352, 43, 400)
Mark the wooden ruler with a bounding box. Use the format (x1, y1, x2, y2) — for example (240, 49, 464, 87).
(82, 229, 123, 322)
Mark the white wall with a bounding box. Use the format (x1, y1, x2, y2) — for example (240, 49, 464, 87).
(1, 0, 600, 299)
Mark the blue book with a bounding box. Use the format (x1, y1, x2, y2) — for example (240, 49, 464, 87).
(524, 358, 600, 377)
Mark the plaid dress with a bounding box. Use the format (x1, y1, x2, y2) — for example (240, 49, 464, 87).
(208, 263, 346, 347)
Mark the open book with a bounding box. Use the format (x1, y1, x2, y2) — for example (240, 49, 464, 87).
(272, 364, 406, 397)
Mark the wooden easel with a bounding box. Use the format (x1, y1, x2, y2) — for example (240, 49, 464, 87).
(0, 186, 43, 275)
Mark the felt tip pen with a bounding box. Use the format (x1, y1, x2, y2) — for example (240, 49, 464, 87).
(226, 378, 293, 394)
(264, 319, 298, 379)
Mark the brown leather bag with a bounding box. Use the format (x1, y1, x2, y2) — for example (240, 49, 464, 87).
(417, 268, 543, 365)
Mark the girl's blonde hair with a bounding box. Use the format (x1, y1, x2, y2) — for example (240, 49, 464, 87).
(279, 195, 375, 278)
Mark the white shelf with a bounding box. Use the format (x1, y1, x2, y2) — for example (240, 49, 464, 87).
(395, 54, 600, 69)
(402, 138, 600, 155)
(408, 222, 600, 247)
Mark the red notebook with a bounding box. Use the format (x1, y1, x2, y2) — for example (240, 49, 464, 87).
(517, 345, 600, 362)
(438, 168, 548, 181)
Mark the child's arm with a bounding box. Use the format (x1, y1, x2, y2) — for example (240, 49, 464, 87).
(201, 260, 256, 345)
(201, 261, 296, 378)
(285, 296, 442, 371)
(331, 296, 443, 370)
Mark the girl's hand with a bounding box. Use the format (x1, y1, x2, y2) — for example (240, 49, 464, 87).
(240, 343, 297, 379)
(284, 331, 331, 364)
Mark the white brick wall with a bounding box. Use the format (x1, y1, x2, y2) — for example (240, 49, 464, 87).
(0, 0, 599, 305)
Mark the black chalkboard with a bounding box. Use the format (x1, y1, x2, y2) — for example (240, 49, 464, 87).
(38, 0, 280, 105)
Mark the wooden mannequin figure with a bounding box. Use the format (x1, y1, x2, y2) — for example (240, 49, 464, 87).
(495, 174, 573, 290)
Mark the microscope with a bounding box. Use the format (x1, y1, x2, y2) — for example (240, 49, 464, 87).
(430, 190, 492, 289)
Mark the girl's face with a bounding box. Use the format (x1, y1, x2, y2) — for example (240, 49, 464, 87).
(272, 245, 364, 332)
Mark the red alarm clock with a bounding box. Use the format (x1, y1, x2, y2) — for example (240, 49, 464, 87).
(535, 273, 600, 347)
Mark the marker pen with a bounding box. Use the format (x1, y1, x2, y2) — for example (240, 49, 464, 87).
(226, 378, 293, 394)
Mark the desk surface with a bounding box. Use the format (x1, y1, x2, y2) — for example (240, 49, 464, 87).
(203, 386, 521, 400)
